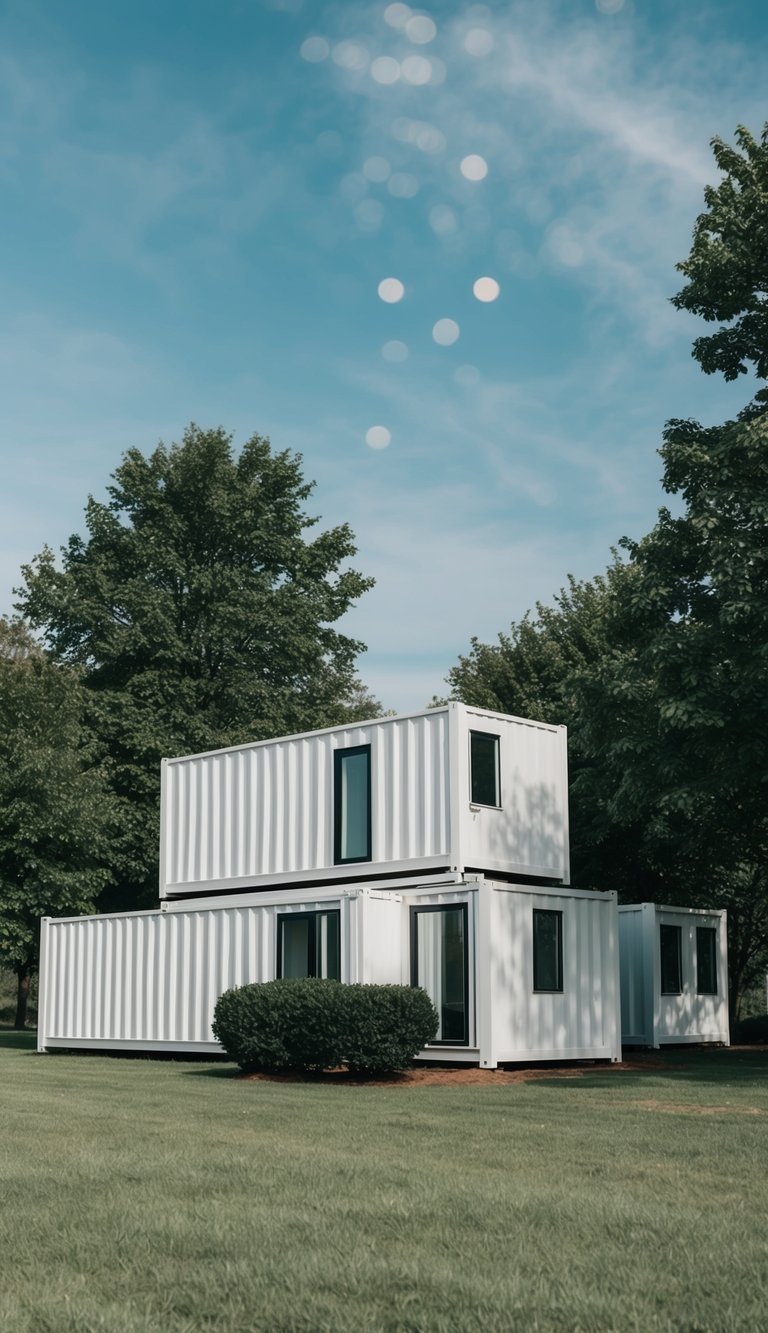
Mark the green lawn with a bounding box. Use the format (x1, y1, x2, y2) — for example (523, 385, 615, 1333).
(1, 1032, 767, 1332)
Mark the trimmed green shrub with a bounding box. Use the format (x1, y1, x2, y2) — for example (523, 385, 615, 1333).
(212, 978, 439, 1075)
(212, 978, 345, 1074)
(340, 984, 439, 1074)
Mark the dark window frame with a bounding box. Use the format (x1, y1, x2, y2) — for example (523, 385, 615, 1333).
(333, 744, 372, 865)
(660, 923, 683, 995)
(276, 909, 341, 980)
(696, 926, 718, 996)
(469, 730, 501, 808)
(410, 902, 470, 1047)
(532, 907, 564, 993)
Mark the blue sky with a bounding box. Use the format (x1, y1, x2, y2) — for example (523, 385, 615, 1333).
(1, 0, 766, 712)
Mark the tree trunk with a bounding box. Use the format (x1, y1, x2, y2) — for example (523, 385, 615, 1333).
(14, 967, 30, 1030)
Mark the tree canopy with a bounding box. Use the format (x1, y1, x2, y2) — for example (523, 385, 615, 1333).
(0, 620, 113, 1025)
(17, 425, 376, 909)
(447, 124, 768, 1014)
(672, 124, 768, 409)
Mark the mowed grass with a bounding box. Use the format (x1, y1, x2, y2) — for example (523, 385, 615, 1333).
(2, 1033, 767, 1332)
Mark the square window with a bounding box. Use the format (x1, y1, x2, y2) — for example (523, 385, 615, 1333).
(533, 908, 563, 992)
(696, 926, 718, 995)
(470, 731, 500, 806)
(660, 924, 682, 994)
(277, 910, 340, 980)
(334, 745, 371, 864)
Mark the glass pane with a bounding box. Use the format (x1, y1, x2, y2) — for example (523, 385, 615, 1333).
(533, 909, 562, 991)
(696, 927, 717, 995)
(281, 916, 310, 979)
(660, 925, 682, 993)
(415, 908, 467, 1043)
(319, 911, 341, 981)
(339, 750, 370, 861)
(470, 732, 499, 806)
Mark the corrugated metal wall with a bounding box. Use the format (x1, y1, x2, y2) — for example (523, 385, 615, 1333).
(161, 711, 450, 894)
(459, 708, 569, 882)
(489, 886, 620, 1061)
(40, 897, 351, 1050)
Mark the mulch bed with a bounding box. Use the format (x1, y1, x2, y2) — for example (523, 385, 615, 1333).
(239, 1046, 768, 1087)
(240, 1052, 682, 1087)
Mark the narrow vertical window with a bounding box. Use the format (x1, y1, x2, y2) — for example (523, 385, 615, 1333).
(533, 908, 563, 991)
(334, 745, 371, 864)
(411, 905, 469, 1045)
(696, 926, 718, 995)
(470, 731, 500, 806)
(277, 910, 340, 980)
(660, 924, 682, 994)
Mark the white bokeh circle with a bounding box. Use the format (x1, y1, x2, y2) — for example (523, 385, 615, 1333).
(473, 276, 500, 302)
(378, 277, 405, 303)
(371, 55, 401, 84)
(300, 36, 330, 62)
(384, 3, 411, 27)
(382, 340, 409, 362)
(432, 318, 460, 346)
(332, 41, 369, 70)
(405, 14, 437, 43)
(366, 425, 392, 449)
(464, 28, 494, 57)
(401, 55, 432, 84)
(460, 154, 488, 181)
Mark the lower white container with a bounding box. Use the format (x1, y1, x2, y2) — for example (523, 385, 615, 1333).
(618, 903, 729, 1047)
(38, 876, 621, 1067)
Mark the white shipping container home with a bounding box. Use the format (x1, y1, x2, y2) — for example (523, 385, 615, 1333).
(159, 703, 570, 900)
(38, 704, 624, 1065)
(618, 904, 729, 1048)
(38, 876, 621, 1066)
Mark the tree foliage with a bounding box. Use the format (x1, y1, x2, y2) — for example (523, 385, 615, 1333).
(17, 425, 376, 909)
(447, 125, 768, 1014)
(0, 620, 113, 1025)
(672, 124, 768, 408)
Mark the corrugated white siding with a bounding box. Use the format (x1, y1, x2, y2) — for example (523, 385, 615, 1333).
(39, 896, 351, 1050)
(617, 904, 729, 1046)
(488, 885, 620, 1061)
(38, 880, 623, 1065)
(458, 708, 569, 883)
(161, 711, 450, 895)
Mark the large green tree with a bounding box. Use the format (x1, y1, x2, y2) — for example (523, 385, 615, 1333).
(17, 425, 376, 910)
(444, 565, 671, 904)
(447, 125, 768, 1015)
(0, 620, 113, 1026)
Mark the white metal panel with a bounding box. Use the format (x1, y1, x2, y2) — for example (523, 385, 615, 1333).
(656, 907, 729, 1045)
(457, 706, 569, 882)
(39, 895, 353, 1053)
(161, 709, 451, 896)
(618, 904, 730, 1046)
(358, 892, 404, 985)
(488, 884, 620, 1062)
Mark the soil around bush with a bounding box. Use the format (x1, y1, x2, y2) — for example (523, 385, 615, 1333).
(240, 1052, 685, 1087)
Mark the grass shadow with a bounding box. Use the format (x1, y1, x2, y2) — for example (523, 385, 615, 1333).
(0, 1027, 38, 1053)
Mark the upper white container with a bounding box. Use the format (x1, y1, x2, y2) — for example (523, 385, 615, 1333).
(159, 704, 570, 900)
